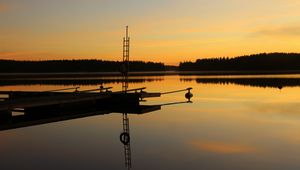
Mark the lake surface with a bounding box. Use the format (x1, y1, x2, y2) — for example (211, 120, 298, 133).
(1, 74, 300, 170)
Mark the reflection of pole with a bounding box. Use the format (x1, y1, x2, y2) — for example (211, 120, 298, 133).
(122, 77, 128, 93)
(122, 114, 131, 169)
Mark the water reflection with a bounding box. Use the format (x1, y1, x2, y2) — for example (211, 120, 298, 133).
(181, 77, 300, 89)
(0, 104, 161, 131)
(189, 140, 257, 154)
(2, 74, 300, 169)
(0, 97, 193, 169)
(0, 102, 161, 169)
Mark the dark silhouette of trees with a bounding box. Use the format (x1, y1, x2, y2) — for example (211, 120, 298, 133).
(0, 60, 165, 73)
(179, 53, 300, 71)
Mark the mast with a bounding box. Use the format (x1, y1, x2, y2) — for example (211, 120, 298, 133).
(122, 26, 130, 92)
(123, 26, 130, 76)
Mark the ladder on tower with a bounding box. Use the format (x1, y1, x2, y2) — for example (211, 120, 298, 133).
(123, 26, 130, 73)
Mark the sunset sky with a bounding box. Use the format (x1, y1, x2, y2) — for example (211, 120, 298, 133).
(1, 0, 300, 65)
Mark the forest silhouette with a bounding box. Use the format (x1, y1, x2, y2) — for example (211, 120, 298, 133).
(1, 53, 300, 73)
(179, 53, 300, 71)
(0, 60, 165, 73)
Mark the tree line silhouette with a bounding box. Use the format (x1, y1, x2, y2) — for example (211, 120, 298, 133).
(0, 60, 165, 73)
(179, 53, 300, 71)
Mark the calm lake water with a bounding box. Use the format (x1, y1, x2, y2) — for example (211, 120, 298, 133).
(1, 75, 300, 170)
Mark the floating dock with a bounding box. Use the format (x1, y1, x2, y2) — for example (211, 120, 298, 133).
(0, 87, 161, 113)
(0, 87, 164, 131)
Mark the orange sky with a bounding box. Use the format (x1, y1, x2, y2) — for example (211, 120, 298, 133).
(1, 0, 300, 65)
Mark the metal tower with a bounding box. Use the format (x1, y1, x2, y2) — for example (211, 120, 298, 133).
(123, 26, 130, 74)
(122, 26, 130, 92)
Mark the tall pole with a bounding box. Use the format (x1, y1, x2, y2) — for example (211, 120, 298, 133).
(122, 26, 130, 92)
(123, 26, 130, 75)
(126, 25, 128, 39)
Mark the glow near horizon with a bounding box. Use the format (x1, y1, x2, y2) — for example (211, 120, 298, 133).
(1, 0, 300, 65)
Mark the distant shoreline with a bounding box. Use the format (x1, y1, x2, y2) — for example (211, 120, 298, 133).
(1, 70, 300, 80)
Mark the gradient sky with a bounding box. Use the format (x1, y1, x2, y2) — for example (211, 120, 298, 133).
(1, 0, 300, 65)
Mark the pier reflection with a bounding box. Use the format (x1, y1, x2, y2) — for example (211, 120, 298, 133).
(0, 104, 161, 131)
(0, 103, 161, 170)
(0, 99, 192, 169)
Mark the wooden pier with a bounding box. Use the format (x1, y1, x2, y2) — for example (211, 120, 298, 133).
(0, 87, 161, 113)
(0, 87, 164, 131)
